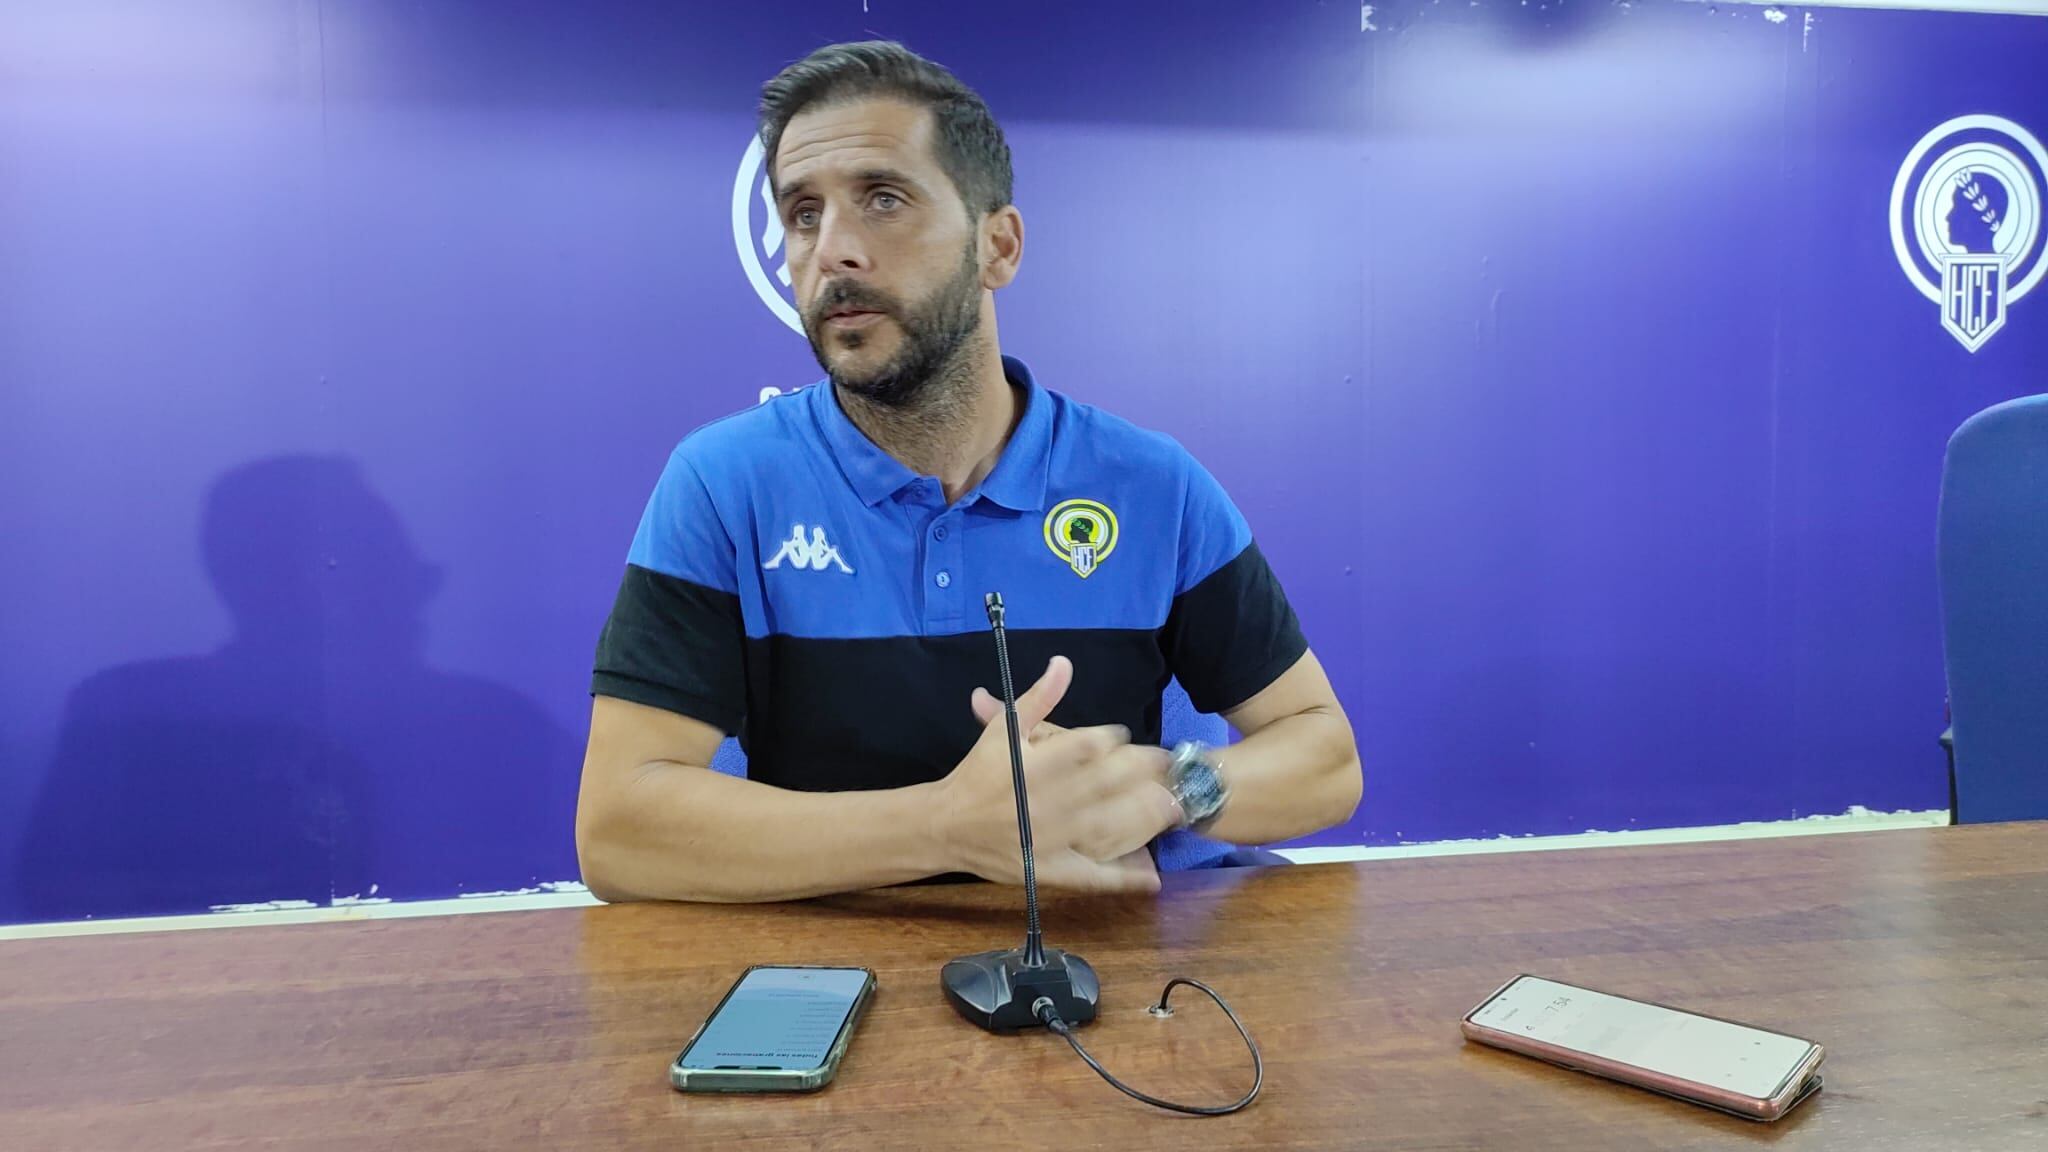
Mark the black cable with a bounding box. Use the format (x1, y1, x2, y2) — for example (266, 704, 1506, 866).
(1033, 979, 1263, 1116)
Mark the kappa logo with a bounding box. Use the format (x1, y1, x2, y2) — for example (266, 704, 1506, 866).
(1890, 115, 2048, 352)
(1044, 499, 1118, 578)
(763, 524, 854, 574)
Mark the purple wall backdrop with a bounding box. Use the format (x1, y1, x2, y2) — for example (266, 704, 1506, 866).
(3, 1, 2043, 924)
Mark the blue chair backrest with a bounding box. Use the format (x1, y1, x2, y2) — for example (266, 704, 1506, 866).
(707, 732, 749, 778)
(1938, 393, 2048, 823)
(707, 678, 1238, 868)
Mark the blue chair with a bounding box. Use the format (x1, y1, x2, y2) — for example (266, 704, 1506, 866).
(708, 678, 1279, 870)
(1938, 394, 2048, 823)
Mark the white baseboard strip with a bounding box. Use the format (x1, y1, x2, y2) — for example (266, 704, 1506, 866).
(0, 807, 1950, 942)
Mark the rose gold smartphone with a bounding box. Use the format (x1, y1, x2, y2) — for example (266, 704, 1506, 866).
(1462, 975, 1825, 1121)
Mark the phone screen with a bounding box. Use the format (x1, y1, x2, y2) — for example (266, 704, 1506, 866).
(1470, 977, 1814, 1100)
(679, 967, 869, 1072)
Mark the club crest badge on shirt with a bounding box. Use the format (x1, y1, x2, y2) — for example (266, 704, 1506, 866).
(1044, 499, 1118, 578)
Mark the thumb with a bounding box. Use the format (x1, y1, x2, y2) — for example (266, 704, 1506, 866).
(1008, 655, 1072, 734)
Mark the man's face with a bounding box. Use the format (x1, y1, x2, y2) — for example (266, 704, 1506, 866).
(773, 98, 988, 406)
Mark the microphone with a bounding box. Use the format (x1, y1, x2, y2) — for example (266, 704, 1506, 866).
(939, 592, 1102, 1032)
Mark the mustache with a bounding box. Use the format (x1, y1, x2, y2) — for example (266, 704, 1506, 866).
(807, 280, 901, 326)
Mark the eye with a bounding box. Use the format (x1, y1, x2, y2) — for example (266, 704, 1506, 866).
(792, 204, 820, 229)
(871, 191, 902, 212)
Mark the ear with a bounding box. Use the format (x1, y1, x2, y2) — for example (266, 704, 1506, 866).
(980, 205, 1024, 290)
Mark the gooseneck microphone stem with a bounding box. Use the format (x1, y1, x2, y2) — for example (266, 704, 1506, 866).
(942, 592, 1258, 1114)
(985, 593, 1045, 968)
(942, 586, 1261, 1106)
(939, 593, 1100, 1031)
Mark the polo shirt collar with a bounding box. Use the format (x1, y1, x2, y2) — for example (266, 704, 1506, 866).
(815, 354, 1052, 513)
(976, 356, 1053, 513)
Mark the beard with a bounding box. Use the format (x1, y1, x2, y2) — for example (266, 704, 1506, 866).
(802, 241, 984, 410)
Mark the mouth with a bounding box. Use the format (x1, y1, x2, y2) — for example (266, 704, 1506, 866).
(823, 308, 886, 329)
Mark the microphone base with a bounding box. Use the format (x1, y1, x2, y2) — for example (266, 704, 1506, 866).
(941, 945, 1100, 1032)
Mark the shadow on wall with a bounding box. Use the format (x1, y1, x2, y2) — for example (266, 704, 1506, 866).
(17, 456, 579, 923)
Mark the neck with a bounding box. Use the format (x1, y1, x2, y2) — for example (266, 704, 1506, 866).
(838, 338, 1019, 504)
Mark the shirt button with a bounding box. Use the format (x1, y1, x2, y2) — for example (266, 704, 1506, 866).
(933, 525, 948, 541)
(935, 570, 952, 589)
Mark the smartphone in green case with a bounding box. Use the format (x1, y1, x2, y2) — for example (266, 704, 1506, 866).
(670, 966, 876, 1093)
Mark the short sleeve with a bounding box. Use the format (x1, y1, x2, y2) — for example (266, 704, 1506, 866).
(1159, 451, 1308, 715)
(590, 448, 746, 733)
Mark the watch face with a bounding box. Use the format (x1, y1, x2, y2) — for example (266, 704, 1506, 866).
(1179, 762, 1225, 823)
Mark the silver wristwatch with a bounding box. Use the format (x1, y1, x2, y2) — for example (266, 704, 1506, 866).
(1167, 741, 1230, 832)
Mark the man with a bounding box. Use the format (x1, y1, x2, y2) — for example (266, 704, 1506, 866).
(577, 41, 1361, 903)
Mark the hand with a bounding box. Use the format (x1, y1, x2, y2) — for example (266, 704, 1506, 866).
(933, 656, 1182, 894)
(971, 683, 1187, 838)
(969, 686, 1066, 746)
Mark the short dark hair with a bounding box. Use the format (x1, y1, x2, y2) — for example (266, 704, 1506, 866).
(758, 40, 1013, 217)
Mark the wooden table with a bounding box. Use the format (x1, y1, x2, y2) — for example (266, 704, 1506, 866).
(4, 823, 2046, 1150)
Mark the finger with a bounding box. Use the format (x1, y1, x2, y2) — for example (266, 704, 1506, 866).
(1009, 655, 1073, 733)
(973, 686, 1069, 744)
(970, 686, 1002, 727)
(1077, 782, 1184, 860)
(1032, 722, 1131, 776)
(1036, 848, 1160, 895)
(1086, 848, 1162, 895)
(1084, 744, 1172, 802)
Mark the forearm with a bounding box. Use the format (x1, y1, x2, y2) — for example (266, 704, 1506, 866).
(1202, 707, 1362, 846)
(578, 762, 954, 903)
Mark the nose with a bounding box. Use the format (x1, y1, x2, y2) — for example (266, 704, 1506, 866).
(813, 202, 871, 277)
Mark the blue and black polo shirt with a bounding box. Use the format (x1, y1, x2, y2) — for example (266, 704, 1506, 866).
(591, 355, 1307, 858)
